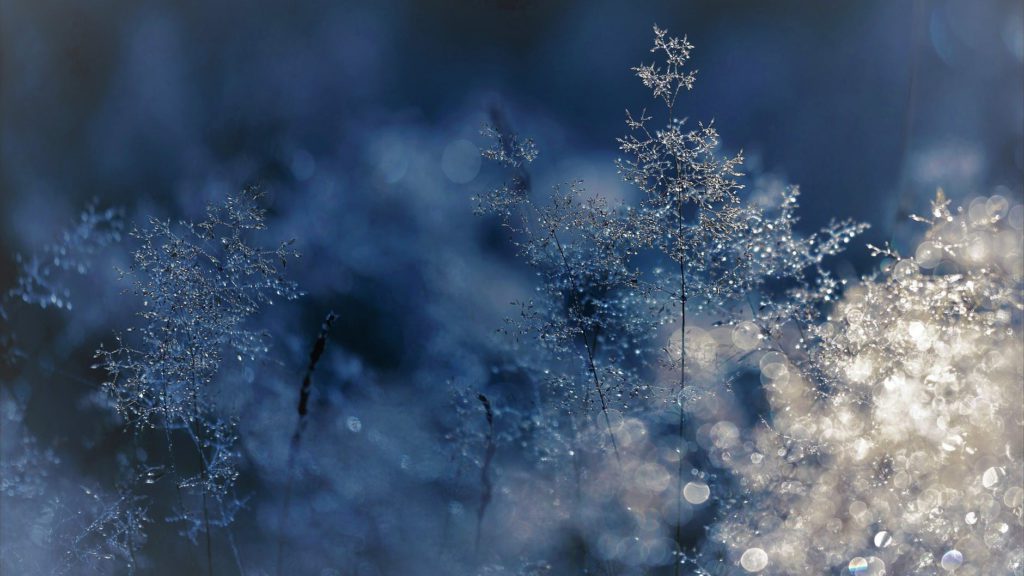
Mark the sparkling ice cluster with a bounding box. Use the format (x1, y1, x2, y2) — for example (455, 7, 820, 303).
(703, 191, 1023, 574)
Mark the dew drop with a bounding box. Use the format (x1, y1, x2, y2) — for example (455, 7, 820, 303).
(940, 549, 963, 571)
(848, 557, 868, 574)
(682, 481, 710, 505)
(739, 547, 768, 572)
(732, 322, 761, 351)
(986, 195, 1009, 219)
(873, 530, 892, 548)
(758, 351, 786, 372)
(892, 258, 918, 279)
(915, 241, 943, 269)
(1003, 486, 1024, 508)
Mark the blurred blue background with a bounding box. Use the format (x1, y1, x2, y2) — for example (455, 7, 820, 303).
(3, 0, 1022, 247)
(1, 1, 1022, 574)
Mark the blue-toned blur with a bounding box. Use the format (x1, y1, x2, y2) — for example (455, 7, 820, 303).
(1, 1, 1022, 575)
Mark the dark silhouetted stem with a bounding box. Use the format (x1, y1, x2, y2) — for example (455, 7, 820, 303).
(276, 311, 337, 576)
(202, 490, 213, 576)
(475, 393, 496, 556)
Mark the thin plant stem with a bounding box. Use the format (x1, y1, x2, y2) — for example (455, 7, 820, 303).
(276, 312, 337, 576)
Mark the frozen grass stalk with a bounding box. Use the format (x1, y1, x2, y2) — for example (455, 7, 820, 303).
(474, 393, 496, 557)
(277, 311, 337, 576)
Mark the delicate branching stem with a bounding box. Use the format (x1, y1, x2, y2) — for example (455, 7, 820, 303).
(202, 489, 213, 576)
(485, 106, 623, 466)
(672, 97, 688, 576)
(190, 349, 215, 576)
(97, 188, 301, 571)
(221, 516, 244, 576)
(551, 233, 623, 467)
(567, 410, 588, 571)
(472, 25, 878, 575)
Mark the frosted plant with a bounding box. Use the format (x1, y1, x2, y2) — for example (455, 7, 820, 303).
(1, 389, 151, 575)
(618, 27, 747, 309)
(1, 202, 122, 365)
(618, 26, 867, 347)
(8, 202, 123, 312)
(480, 123, 538, 168)
(619, 45, 750, 558)
(3, 480, 149, 575)
(476, 27, 868, 574)
(476, 110, 648, 468)
(0, 389, 58, 500)
(739, 186, 868, 338)
(55, 486, 150, 575)
(618, 32, 866, 571)
(699, 192, 1024, 575)
(96, 187, 300, 572)
(0, 201, 148, 574)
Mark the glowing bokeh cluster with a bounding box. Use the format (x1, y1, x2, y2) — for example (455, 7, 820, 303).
(702, 193, 1024, 574)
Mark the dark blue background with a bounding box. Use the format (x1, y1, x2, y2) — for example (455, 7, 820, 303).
(2, 0, 1021, 245)
(1, 1, 1022, 574)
